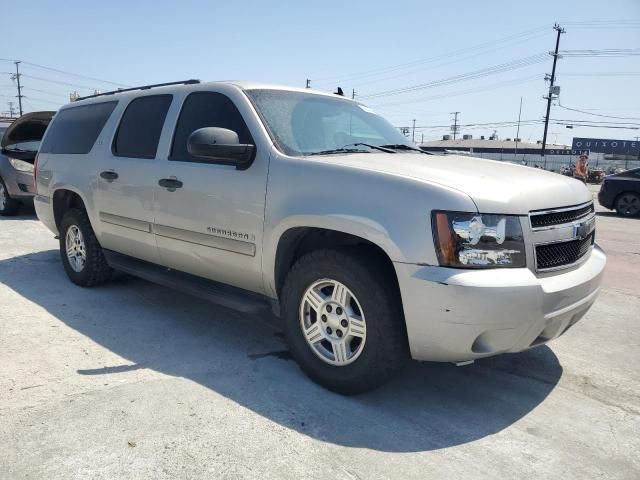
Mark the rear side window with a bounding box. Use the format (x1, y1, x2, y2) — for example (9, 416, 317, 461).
(113, 95, 172, 158)
(40, 101, 117, 154)
(170, 92, 253, 162)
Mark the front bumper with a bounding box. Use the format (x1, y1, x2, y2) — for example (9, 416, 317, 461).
(4, 169, 35, 202)
(597, 189, 613, 210)
(395, 245, 606, 362)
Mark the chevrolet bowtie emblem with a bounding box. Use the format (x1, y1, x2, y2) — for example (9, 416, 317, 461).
(574, 221, 591, 240)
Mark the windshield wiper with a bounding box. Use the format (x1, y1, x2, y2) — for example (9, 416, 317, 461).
(307, 143, 396, 156)
(379, 144, 432, 154)
(347, 143, 395, 153)
(308, 148, 371, 156)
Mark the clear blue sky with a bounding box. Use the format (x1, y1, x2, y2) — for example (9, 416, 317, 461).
(2, 0, 639, 145)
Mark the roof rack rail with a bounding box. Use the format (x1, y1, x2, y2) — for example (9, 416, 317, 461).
(75, 79, 201, 101)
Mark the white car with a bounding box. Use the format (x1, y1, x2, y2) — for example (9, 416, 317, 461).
(34, 80, 605, 394)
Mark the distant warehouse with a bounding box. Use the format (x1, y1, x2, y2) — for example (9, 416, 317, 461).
(419, 135, 587, 171)
(419, 134, 639, 171)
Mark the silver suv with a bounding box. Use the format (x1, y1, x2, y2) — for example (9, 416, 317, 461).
(34, 80, 606, 394)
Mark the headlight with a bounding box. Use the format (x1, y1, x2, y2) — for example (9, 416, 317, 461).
(432, 211, 526, 268)
(8, 157, 35, 173)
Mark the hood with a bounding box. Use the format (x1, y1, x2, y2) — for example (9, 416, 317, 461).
(1, 111, 55, 150)
(316, 152, 593, 215)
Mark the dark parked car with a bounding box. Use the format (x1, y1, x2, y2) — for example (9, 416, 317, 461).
(598, 167, 640, 217)
(0, 111, 54, 215)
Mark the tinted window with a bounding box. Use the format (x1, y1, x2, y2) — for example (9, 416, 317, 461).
(114, 95, 172, 158)
(40, 102, 117, 154)
(170, 92, 252, 162)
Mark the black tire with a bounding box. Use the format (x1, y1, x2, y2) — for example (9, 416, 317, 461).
(281, 248, 409, 395)
(59, 208, 113, 287)
(0, 177, 21, 216)
(615, 192, 640, 218)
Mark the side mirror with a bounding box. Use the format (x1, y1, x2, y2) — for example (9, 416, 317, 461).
(187, 127, 255, 170)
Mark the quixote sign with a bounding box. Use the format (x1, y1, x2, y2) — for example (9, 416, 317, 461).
(544, 148, 589, 156)
(572, 137, 640, 156)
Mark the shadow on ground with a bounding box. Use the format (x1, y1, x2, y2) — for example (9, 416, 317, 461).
(0, 249, 563, 452)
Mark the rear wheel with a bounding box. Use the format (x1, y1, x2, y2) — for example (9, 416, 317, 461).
(281, 248, 408, 395)
(59, 208, 113, 287)
(0, 177, 20, 216)
(615, 192, 640, 217)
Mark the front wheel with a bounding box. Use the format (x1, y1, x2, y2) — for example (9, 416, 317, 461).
(281, 249, 408, 395)
(615, 192, 640, 217)
(0, 177, 20, 216)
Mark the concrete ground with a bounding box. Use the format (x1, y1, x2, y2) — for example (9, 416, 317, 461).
(1, 186, 639, 479)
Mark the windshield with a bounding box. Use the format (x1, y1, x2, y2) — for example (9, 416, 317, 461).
(245, 89, 414, 156)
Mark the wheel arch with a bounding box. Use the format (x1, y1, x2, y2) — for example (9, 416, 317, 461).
(52, 187, 90, 230)
(269, 218, 403, 300)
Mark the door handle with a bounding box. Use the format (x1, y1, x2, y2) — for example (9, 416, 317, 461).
(100, 170, 118, 181)
(158, 178, 183, 190)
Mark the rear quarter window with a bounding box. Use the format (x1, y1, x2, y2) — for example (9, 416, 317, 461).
(40, 101, 117, 154)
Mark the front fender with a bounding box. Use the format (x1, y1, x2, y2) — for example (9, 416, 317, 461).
(263, 214, 404, 297)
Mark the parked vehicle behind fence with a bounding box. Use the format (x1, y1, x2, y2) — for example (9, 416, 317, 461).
(33, 80, 605, 394)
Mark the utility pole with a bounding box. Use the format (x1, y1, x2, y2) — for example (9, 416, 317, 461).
(412, 119, 416, 142)
(541, 23, 565, 168)
(351, 88, 355, 100)
(13, 61, 24, 116)
(7, 101, 16, 118)
(305, 79, 311, 89)
(515, 96, 523, 157)
(450, 111, 460, 140)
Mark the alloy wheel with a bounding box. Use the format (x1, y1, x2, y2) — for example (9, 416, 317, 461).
(618, 194, 640, 216)
(299, 278, 367, 366)
(65, 225, 87, 272)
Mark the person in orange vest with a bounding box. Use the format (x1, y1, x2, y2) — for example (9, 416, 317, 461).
(574, 154, 589, 183)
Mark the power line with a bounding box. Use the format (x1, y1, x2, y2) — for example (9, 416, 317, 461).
(342, 30, 550, 89)
(19, 74, 98, 90)
(367, 74, 541, 109)
(558, 48, 640, 57)
(22, 86, 68, 99)
(359, 53, 549, 100)
(558, 71, 640, 77)
(312, 25, 550, 84)
(551, 118, 640, 126)
(1, 59, 130, 87)
(21, 95, 62, 106)
(552, 122, 639, 130)
(557, 102, 640, 121)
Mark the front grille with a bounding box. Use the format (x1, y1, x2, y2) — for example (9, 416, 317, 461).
(530, 203, 594, 229)
(535, 232, 594, 270)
